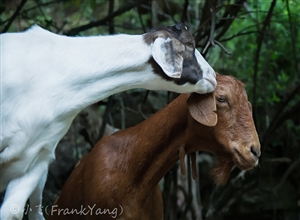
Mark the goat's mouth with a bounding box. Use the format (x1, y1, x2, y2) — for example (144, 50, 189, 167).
(233, 148, 258, 170)
(204, 77, 217, 88)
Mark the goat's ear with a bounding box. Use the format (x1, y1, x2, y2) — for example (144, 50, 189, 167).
(152, 37, 184, 78)
(187, 93, 217, 127)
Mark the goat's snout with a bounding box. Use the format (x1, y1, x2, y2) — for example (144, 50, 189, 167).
(250, 145, 261, 161)
(193, 50, 217, 93)
(232, 141, 261, 171)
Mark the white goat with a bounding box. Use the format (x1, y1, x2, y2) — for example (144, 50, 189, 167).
(0, 23, 216, 220)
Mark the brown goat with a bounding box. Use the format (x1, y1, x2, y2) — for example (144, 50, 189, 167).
(49, 74, 260, 220)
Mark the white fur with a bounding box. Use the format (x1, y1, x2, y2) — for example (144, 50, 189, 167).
(0, 25, 216, 220)
(152, 37, 183, 78)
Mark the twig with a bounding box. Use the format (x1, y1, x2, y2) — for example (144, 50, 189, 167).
(214, 0, 247, 40)
(98, 96, 114, 141)
(252, 0, 277, 124)
(265, 158, 292, 163)
(220, 30, 260, 42)
(64, 1, 138, 36)
(273, 158, 300, 193)
(243, 2, 256, 20)
(18, 0, 61, 15)
(108, 0, 115, 34)
(217, 16, 245, 21)
(196, 162, 203, 220)
(181, 0, 189, 23)
(209, 7, 216, 47)
(137, 104, 148, 120)
(213, 40, 231, 55)
(79, 128, 94, 148)
(136, 3, 146, 33)
(34, 0, 46, 20)
(141, 3, 174, 23)
(48, 169, 63, 190)
(202, 6, 216, 54)
(119, 98, 126, 130)
(179, 155, 193, 219)
(108, 112, 115, 129)
(261, 90, 300, 161)
(75, 1, 89, 27)
(165, 1, 178, 24)
(285, 0, 298, 73)
(1, 0, 27, 33)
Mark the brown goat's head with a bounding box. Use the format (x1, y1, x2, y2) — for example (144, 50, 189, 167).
(143, 23, 216, 94)
(186, 74, 260, 185)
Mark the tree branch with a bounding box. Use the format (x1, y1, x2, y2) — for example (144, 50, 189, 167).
(285, 0, 298, 72)
(202, 6, 216, 54)
(108, 0, 115, 34)
(196, 0, 246, 53)
(98, 96, 115, 141)
(64, 1, 140, 36)
(214, 0, 246, 41)
(259, 83, 300, 164)
(181, 0, 189, 23)
(136, 3, 147, 33)
(252, 0, 277, 124)
(213, 40, 231, 55)
(273, 158, 300, 193)
(220, 30, 260, 42)
(1, 0, 27, 33)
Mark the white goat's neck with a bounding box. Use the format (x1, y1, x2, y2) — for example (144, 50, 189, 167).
(24, 27, 154, 117)
(61, 36, 153, 108)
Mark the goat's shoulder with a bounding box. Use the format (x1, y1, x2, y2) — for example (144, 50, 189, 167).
(81, 134, 124, 173)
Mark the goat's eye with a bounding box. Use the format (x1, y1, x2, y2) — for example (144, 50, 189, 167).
(217, 96, 226, 103)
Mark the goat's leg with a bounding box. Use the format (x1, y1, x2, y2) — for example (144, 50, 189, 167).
(28, 171, 47, 220)
(0, 162, 48, 220)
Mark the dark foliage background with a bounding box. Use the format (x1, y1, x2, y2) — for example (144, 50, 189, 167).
(1, 0, 300, 219)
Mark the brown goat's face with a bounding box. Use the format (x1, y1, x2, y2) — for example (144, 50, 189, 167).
(213, 75, 260, 168)
(187, 74, 261, 184)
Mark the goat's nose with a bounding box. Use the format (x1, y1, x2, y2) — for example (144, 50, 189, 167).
(250, 146, 261, 160)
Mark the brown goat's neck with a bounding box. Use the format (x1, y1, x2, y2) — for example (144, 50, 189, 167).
(113, 94, 201, 199)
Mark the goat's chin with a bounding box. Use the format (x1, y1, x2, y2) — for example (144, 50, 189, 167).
(210, 157, 234, 185)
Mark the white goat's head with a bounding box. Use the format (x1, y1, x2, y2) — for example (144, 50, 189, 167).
(144, 23, 216, 94)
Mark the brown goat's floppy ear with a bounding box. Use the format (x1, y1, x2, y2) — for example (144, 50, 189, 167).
(152, 37, 184, 78)
(187, 93, 217, 127)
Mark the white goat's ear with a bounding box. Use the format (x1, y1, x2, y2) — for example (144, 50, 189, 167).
(187, 93, 217, 127)
(152, 37, 184, 78)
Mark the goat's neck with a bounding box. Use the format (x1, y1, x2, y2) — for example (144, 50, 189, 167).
(34, 28, 155, 116)
(115, 95, 203, 198)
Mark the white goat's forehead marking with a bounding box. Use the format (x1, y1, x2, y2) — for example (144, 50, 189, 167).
(185, 26, 188, 30)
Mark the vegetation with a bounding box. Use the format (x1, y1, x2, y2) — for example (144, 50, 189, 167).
(1, 0, 299, 219)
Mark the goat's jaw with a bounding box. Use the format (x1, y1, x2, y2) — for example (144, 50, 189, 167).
(209, 144, 259, 185)
(210, 157, 234, 185)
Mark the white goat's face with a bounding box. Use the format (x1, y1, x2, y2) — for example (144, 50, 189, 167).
(144, 23, 216, 94)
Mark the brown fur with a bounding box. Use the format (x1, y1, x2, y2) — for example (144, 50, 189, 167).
(50, 74, 260, 220)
